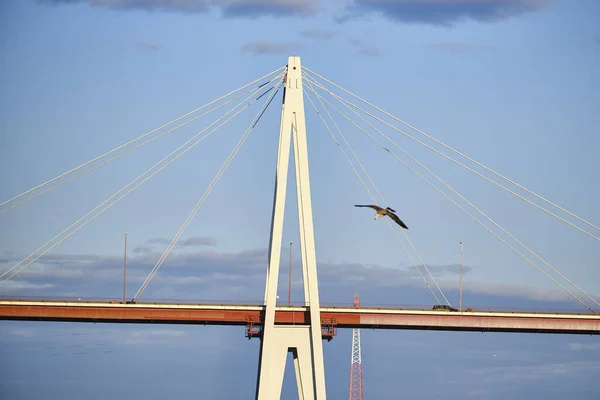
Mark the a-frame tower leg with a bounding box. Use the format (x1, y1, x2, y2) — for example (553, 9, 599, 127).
(255, 56, 327, 399)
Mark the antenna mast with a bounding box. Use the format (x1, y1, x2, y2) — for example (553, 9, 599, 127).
(349, 291, 363, 400)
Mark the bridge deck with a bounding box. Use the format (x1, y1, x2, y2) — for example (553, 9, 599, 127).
(1, 300, 598, 335)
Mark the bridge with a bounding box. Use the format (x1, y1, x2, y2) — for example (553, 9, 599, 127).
(1, 299, 599, 335)
(1, 56, 599, 399)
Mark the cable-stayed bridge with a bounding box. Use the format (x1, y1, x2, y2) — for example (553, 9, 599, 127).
(1, 57, 598, 399)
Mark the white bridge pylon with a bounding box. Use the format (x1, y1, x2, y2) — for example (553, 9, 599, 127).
(255, 56, 327, 399)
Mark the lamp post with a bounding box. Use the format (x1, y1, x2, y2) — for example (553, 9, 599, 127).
(459, 241, 463, 311)
(123, 232, 128, 303)
(288, 242, 292, 306)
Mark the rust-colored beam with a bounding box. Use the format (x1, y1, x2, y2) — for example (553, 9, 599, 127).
(0, 301, 598, 335)
(0, 303, 261, 326)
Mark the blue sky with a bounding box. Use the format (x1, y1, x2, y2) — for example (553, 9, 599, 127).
(1, 0, 599, 398)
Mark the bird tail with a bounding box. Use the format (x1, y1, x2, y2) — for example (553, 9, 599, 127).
(386, 207, 396, 213)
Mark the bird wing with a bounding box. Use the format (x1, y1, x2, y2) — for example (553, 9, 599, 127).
(387, 212, 409, 229)
(354, 205, 383, 211)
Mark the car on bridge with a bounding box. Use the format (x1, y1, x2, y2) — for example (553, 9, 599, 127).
(432, 305, 458, 312)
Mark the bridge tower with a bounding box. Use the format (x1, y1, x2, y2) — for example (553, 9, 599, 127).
(255, 56, 327, 399)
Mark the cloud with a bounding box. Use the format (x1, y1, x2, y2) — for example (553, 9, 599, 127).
(465, 361, 600, 385)
(241, 40, 299, 55)
(43, 0, 321, 18)
(180, 237, 217, 246)
(42, 0, 553, 25)
(1, 280, 56, 292)
(415, 262, 474, 276)
(301, 29, 337, 40)
(135, 41, 161, 52)
(338, 0, 552, 26)
(446, 280, 588, 303)
(349, 38, 380, 56)
(135, 236, 217, 253)
(2, 245, 596, 311)
(568, 343, 600, 352)
(133, 245, 154, 254)
(147, 236, 217, 247)
(125, 329, 186, 345)
(2, 327, 36, 338)
(2, 244, 600, 398)
(0, 247, 269, 300)
(427, 41, 493, 54)
(299, 29, 382, 57)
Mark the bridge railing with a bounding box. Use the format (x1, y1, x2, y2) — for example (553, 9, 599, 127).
(0, 295, 594, 315)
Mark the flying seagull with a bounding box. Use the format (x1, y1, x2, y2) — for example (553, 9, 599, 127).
(355, 205, 409, 229)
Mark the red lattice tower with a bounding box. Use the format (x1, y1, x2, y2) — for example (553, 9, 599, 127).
(349, 291, 363, 400)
